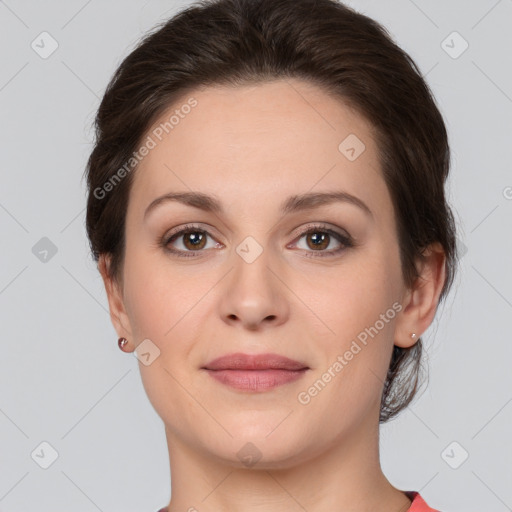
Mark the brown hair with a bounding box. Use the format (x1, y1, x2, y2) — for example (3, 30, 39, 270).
(84, 0, 458, 422)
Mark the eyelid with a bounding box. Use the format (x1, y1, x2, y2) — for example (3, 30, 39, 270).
(288, 222, 350, 241)
(164, 222, 222, 242)
(164, 222, 350, 241)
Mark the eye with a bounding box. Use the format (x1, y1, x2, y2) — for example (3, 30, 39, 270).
(161, 223, 354, 258)
(163, 224, 221, 257)
(291, 224, 354, 258)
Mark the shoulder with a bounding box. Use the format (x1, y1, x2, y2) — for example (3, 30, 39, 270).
(405, 490, 443, 512)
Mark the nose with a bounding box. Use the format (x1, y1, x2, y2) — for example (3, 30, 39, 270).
(218, 244, 290, 330)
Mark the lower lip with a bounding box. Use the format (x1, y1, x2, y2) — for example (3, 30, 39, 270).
(204, 369, 308, 391)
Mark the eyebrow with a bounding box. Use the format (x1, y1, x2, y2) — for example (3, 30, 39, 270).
(143, 190, 373, 220)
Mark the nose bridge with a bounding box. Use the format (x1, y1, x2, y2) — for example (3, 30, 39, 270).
(231, 234, 275, 296)
(219, 233, 289, 327)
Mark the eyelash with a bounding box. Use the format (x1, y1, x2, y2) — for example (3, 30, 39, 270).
(161, 223, 354, 259)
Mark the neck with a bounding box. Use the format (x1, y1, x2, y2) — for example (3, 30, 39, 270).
(162, 411, 412, 512)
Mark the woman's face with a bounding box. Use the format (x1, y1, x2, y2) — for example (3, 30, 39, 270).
(110, 79, 412, 467)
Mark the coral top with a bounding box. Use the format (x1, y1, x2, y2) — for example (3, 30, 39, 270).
(156, 491, 441, 511)
(405, 491, 441, 511)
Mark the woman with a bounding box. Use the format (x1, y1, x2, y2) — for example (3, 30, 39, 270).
(84, 0, 457, 510)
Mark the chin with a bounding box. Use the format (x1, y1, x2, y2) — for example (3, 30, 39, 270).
(201, 429, 309, 470)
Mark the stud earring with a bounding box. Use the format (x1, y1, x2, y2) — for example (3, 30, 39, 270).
(118, 337, 129, 351)
(411, 333, 417, 339)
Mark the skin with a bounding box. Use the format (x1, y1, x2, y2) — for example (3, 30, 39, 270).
(99, 78, 446, 512)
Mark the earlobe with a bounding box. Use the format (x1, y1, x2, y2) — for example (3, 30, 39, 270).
(394, 242, 447, 348)
(98, 254, 132, 341)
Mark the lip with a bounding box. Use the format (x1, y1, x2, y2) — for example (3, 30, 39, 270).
(202, 352, 310, 392)
(202, 352, 309, 371)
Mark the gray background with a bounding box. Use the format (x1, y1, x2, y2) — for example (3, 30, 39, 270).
(1, 0, 511, 511)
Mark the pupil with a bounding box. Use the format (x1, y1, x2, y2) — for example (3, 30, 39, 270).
(312, 233, 322, 244)
(188, 232, 202, 245)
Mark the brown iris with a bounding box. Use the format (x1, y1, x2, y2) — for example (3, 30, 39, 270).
(182, 231, 207, 251)
(306, 231, 330, 251)
(176, 228, 333, 253)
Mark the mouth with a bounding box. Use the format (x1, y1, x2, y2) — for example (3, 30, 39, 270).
(201, 352, 310, 392)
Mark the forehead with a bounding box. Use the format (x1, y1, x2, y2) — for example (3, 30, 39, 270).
(130, 79, 390, 220)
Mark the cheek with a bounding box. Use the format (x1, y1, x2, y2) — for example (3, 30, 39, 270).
(294, 256, 398, 343)
(122, 251, 214, 345)
(293, 251, 401, 410)
(296, 267, 399, 418)
(122, 251, 176, 340)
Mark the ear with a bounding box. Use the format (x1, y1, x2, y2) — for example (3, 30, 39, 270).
(394, 242, 447, 348)
(98, 254, 133, 341)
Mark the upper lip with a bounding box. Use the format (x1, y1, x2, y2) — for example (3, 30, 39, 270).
(202, 352, 309, 371)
